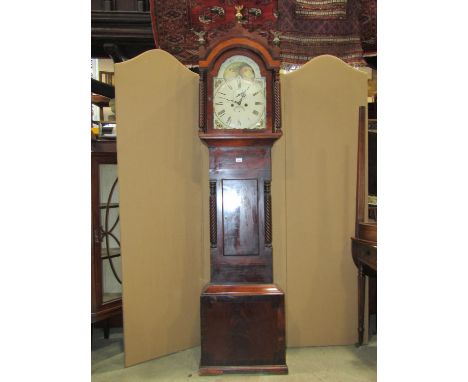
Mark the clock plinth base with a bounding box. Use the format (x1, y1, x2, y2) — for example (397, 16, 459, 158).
(199, 284, 287, 375)
(199, 364, 288, 376)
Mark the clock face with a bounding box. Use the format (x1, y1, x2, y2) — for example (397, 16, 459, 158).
(213, 55, 266, 130)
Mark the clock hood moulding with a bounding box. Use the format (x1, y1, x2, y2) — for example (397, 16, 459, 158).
(198, 24, 282, 143)
(198, 25, 281, 69)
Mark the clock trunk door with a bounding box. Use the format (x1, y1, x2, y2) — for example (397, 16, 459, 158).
(210, 146, 272, 283)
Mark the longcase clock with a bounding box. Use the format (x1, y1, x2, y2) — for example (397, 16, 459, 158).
(198, 23, 287, 375)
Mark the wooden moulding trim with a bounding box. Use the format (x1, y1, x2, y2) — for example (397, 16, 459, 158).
(199, 139, 280, 147)
(199, 38, 280, 69)
(357, 221, 377, 243)
(91, 27, 153, 39)
(351, 237, 377, 249)
(91, 140, 117, 153)
(91, 10, 151, 23)
(91, 305, 122, 323)
(199, 132, 282, 142)
(199, 134, 282, 147)
(355, 106, 367, 236)
(199, 365, 288, 375)
(209, 181, 217, 248)
(264, 181, 272, 247)
(199, 132, 282, 138)
(202, 283, 284, 295)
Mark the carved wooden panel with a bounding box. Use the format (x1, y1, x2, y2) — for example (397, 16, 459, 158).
(222, 179, 259, 256)
(210, 181, 217, 248)
(273, 70, 281, 132)
(264, 181, 272, 247)
(199, 71, 207, 132)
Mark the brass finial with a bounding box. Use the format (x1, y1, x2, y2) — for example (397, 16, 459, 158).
(193, 30, 206, 46)
(235, 5, 244, 23)
(270, 30, 281, 46)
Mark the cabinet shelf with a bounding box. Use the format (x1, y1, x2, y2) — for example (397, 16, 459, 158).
(91, 94, 111, 107)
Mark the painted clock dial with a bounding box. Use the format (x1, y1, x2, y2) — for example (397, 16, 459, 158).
(213, 55, 266, 130)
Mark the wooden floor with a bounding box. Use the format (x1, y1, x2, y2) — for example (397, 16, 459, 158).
(92, 328, 376, 382)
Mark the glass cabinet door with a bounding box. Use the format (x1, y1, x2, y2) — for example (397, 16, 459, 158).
(98, 164, 122, 303)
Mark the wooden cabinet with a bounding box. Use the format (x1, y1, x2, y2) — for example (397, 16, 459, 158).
(91, 0, 153, 60)
(91, 140, 122, 337)
(91, 0, 148, 11)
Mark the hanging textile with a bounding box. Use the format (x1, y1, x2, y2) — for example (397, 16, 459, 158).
(149, 0, 374, 68)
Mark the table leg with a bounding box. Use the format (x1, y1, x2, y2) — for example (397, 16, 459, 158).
(103, 319, 110, 339)
(357, 263, 365, 346)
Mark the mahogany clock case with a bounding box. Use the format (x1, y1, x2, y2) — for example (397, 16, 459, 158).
(197, 30, 287, 375)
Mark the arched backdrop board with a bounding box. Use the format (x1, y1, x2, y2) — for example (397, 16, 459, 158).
(115, 49, 209, 367)
(115, 51, 368, 367)
(274, 55, 368, 346)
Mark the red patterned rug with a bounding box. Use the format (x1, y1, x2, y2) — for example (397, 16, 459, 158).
(359, 0, 377, 55)
(278, 0, 364, 69)
(295, 0, 348, 20)
(150, 0, 376, 68)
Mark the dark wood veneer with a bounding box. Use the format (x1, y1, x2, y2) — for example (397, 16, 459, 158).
(208, 145, 273, 283)
(200, 284, 287, 375)
(198, 26, 287, 374)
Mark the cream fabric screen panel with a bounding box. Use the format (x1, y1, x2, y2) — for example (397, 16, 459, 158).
(115, 49, 207, 367)
(279, 55, 368, 346)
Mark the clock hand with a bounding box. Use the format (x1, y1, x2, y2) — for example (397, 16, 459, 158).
(236, 85, 251, 98)
(236, 90, 248, 105)
(234, 85, 251, 105)
(218, 96, 235, 103)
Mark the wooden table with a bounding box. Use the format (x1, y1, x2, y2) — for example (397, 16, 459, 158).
(352, 107, 377, 346)
(351, 222, 377, 346)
